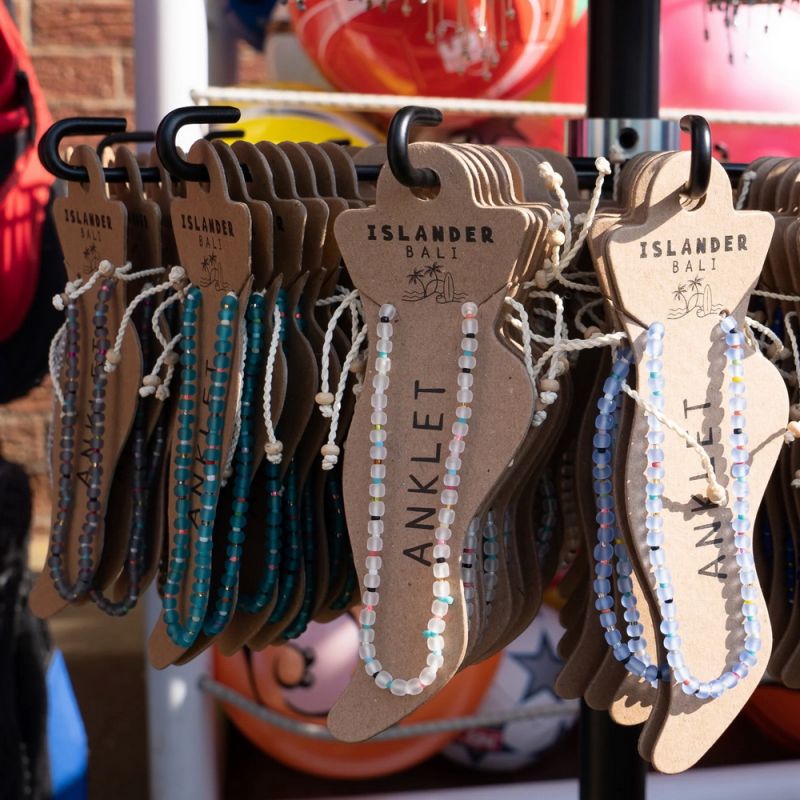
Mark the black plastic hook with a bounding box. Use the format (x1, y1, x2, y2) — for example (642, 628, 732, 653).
(680, 114, 712, 200)
(387, 106, 443, 189)
(204, 129, 245, 142)
(156, 105, 242, 182)
(96, 130, 155, 154)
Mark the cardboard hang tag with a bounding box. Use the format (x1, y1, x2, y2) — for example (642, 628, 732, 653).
(30, 145, 141, 618)
(602, 153, 786, 773)
(327, 142, 535, 741)
(148, 140, 253, 667)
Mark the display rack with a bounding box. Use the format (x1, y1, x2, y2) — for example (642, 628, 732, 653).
(129, 2, 800, 799)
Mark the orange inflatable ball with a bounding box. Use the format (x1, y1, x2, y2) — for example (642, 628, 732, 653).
(290, 0, 571, 100)
(744, 684, 800, 753)
(213, 612, 501, 779)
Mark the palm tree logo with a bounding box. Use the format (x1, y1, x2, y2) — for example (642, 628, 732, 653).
(402, 262, 466, 304)
(198, 253, 229, 291)
(668, 276, 721, 319)
(82, 243, 99, 273)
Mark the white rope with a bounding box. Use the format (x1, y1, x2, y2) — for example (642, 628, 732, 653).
(52, 259, 119, 310)
(504, 297, 536, 390)
(321, 322, 369, 470)
(746, 315, 789, 361)
(735, 170, 757, 210)
(193, 87, 800, 127)
(47, 321, 67, 408)
(528, 291, 566, 382)
(621, 382, 727, 506)
(751, 288, 800, 302)
(222, 295, 249, 485)
(538, 161, 573, 251)
(316, 288, 361, 418)
(104, 266, 187, 372)
(139, 285, 191, 398)
(575, 298, 606, 335)
(116, 264, 166, 283)
(263, 303, 284, 465)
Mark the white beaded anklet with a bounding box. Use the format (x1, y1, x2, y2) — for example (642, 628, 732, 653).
(359, 301, 479, 696)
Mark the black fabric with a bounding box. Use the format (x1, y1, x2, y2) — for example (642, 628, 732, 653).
(0, 458, 50, 799)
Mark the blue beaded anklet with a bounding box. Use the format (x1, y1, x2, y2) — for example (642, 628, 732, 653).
(162, 287, 238, 647)
(203, 292, 266, 635)
(592, 346, 669, 685)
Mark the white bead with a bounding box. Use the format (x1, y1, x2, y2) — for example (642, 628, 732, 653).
(441, 489, 458, 506)
(375, 357, 391, 373)
(457, 372, 474, 387)
(452, 421, 469, 437)
(426, 634, 444, 651)
(359, 643, 376, 659)
(456, 405, 472, 419)
(379, 304, 396, 320)
(371, 411, 387, 426)
(366, 555, 382, 571)
(368, 520, 384, 535)
(370, 482, 386, 498)
(390, 678, 407, 696)
(359, 628, 375, 643)
(364, 573, 380, 588)
(484, 573, 498, 588)
(484, 541, 499, 556)
(458, 355, 476, 370)
(433, 562, 450, 578)
(457, 389, 473, 404)
(420, 666, 437, 686)
(432, 599, 449, 616)
(369, 501, 385, 517)
(443, 473, 460, 487)
(367, 536, 382, 552)
(376, 322, 393, 338)
(427, 617, 445, 633)
(439, 508, 455, 525)
(365, 659, 381, 676)
(461, 337, 478, 352)
(376, 338, 392, 354)
(372, 373, 389, 392)
(462, 302, 478, 317)
(407, 678, 424, 695)
(362, 590, 379, 606)
(371, 393, 387, 409)
(445, 455, 462, 471)
(375, 670, 392, 688)
(435, 526, 452, 540)
(448, 439, 465, 454)
(462, 318, 478, 335)
(427, 652, 444, 669)
(370, 464, 386, 480)
(433, 544, 450, 559)
(433, 580, 450, 597)
(370, 446, 387, 460)
(361, 609, 376, 625)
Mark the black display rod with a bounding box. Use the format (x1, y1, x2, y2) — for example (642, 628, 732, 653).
(579, 701, 647, 800)
(587, 0, 661, 119)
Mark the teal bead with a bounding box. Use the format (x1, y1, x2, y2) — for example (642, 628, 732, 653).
(164, 610, 179, 624)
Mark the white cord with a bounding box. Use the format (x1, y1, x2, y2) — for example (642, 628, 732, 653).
(263, 302, 284, 465)
(222, 295, 249, 485)
(139, 285, 191, 398)
(321, 322, 369, 470)
(47, 321, 67, 408)
(316, 288, 361, 418)
(735, 170, 757, 210)
(575, 298, 606, 335)
(52, 259, 119, 310)
(104, 266, 187, 372)
(751, 288, 800, 302)
(504, 297, 536, 390)
(538, 161, 573, 251)
(621, 381, 727, 506)
(116, 264, 167, 283)
(746, 315, 789, 361)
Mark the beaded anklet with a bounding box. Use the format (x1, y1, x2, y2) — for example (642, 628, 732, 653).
(203, 292, 266, 636)
(358, 302, 478, 697)
(592, 346, 668, 685)
(268, 460, 301, 623)
(643, 317, 759, 699)
(91, 292, 158, 615)
(162, 288, 238, 648)
(50, 280, 115, 602)
(462, 517, 480, 620)
(237, 289, 287, 615)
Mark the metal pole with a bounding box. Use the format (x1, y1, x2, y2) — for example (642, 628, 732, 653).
(579, 702, 647, 800)
(587, 0, 660, 119)
(134, 3, 219, 799)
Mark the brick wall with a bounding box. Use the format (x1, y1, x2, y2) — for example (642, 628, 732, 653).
(2, 1, 264, 561)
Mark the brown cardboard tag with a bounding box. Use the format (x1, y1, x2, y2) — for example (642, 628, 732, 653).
(327, 143, 535, 741)
(30, 145, 141, 618)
